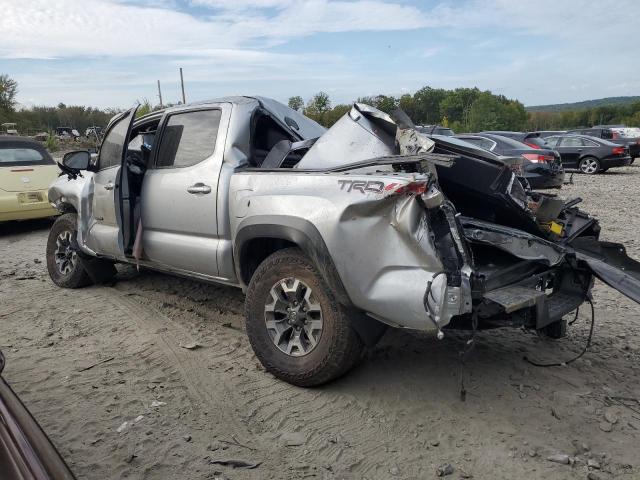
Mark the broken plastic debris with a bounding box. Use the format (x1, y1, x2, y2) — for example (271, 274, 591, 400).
(151, 400, 166, 408)
(179, 341, 201, 350)
(134, 415, 144, 423)
(116, 421, 129, 433)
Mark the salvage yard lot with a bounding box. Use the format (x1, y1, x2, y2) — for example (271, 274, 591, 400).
(1, 167, 640, 479)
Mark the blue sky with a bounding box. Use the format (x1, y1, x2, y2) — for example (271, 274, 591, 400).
(1, 0, 639, 109)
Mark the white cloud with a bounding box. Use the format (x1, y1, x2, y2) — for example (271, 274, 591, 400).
(0, 0, 429, 59)
(2, 0, 639, 107)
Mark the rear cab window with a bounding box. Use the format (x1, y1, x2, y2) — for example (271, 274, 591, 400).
(155, 109, 222, 168)
(0, 145, 54, 167)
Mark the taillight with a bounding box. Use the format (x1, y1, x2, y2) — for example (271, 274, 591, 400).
(524, 142, 541, 149)
(522, 153, 554, 163)
(384, 180, 428, 195)
(612, 146, 625, 155)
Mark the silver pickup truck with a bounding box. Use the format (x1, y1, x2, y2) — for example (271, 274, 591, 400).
(47, 96, 640, 386)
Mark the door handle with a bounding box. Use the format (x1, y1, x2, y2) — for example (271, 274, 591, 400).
(104, 182, 115, 191)
(187, 183, 212, 194)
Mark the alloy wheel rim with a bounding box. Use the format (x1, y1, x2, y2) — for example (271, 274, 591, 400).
(54, 230, 78, 275)
(581, 158, 598, 174)
(264, 277, 323, 357)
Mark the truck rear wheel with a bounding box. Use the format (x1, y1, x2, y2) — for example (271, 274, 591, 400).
(244, 248, 363, 387)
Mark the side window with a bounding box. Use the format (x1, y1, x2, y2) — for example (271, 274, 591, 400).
(479, 138, 496, 150)
(583, 138, 598, 147)
(463, 137, 493, 151)
(98, 109, 135, 170)
(544, 136, 560, 148)
(156, 109, 221, 168)
(561, 137, 584, 147)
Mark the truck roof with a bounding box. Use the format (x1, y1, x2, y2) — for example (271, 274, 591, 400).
(150, 95, 326, 142)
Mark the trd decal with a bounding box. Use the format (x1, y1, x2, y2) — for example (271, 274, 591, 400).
(337, 179, 427, 195)
(337, 180, 385, 193)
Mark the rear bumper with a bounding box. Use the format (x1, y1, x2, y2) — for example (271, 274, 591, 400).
(523, 165, 565, 189)
(601, 156, 632, 169)
(0, 189, 58, 222)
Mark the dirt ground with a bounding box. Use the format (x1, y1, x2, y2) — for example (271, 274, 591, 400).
(1, 166, 640, 480)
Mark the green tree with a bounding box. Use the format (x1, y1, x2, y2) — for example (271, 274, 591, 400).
(356, 95, 398, 113)
(0, 74, 18, 112)
(411, 86, 446, 125)
(304, 92, 332, 126)
(288, 95, 304, 111)
(305, 92, 331, 115)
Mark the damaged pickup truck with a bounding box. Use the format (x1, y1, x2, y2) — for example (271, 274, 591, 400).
(47, 97, 640, 386)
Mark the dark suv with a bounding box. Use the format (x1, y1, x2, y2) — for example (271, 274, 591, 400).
(567, 126, 639, 159)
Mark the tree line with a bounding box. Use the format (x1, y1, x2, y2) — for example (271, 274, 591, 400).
(1, 74, 116, 136)
(293, 89, 640, 132)
(2, 73, 639, 136)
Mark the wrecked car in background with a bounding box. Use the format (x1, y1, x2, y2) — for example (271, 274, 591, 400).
(46, 97, 640, 387)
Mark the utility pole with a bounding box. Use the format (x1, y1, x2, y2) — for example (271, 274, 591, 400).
(157, 80, 164, 109)
(179, 68, 186, 104)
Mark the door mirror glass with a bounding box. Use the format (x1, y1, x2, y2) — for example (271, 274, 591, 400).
(62, 150, 91, 170)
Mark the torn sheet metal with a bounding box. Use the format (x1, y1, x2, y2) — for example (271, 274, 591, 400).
(296, 103, 396, 169)
(570, 237, 640, 304)
(460, 217, 566, 266)
(297, 103, 441, 173)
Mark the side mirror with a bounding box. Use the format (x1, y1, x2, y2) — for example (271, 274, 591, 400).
(62, 150, 91, 170)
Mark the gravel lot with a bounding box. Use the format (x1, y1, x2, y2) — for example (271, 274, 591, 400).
(1, 165, 640, 480)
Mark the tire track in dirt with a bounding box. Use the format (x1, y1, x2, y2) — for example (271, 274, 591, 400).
(104, 290, 257, 443)
(111, 280, 430, 477)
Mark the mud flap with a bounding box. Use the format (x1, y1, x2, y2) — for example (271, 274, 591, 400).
(570, 237, 640, 304)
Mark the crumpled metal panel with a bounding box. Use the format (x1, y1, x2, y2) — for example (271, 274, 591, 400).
(230, 167, 469, 331)
(296, 104, 397, 169)
(48, 173, 96, 255)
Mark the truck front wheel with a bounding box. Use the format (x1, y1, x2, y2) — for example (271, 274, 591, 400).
(244, 248, 363, 387)
(46, 213, 98, 288)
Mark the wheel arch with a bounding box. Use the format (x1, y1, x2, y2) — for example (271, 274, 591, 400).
(56, 202, 77, 214)
(236, 217, 388, 348)
(234, 216, 352, 308)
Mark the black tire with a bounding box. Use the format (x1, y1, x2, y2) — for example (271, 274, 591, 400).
(46, 213, 92, 288)
(578, 156, 600, 175)
(539, 319, 567, 339)
(245, 248, 364, 387)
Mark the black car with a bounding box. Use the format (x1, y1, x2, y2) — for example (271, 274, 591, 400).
(0, 351, 75, 479)
(544, 134, 632, 174)
(481, 131, 548, 149)
(454, 133, 565, 189)
(567, 126, 640, 159)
